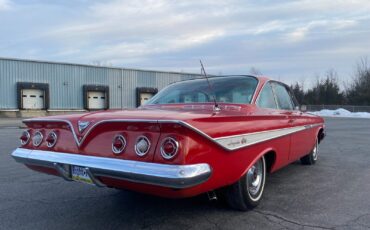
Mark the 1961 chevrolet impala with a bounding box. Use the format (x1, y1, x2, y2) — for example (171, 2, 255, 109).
(11, 75, 325, 210)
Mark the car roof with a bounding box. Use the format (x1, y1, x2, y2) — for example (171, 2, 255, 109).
(172, 75, 271, 84)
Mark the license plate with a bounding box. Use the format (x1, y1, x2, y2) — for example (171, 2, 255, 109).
(71, 165, 94, 185)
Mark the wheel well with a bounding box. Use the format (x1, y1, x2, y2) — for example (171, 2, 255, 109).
(264, 151, 276, 173)
(318, 128, 324, 144)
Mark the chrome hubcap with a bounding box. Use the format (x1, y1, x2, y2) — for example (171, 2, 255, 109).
(247, 159, 263, 196)
(312, 141, 318, 161)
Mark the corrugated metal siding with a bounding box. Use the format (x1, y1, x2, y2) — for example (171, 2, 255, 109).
(0, 58, 201, 110)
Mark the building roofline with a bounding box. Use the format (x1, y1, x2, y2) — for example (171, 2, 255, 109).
(0, 56, 202, 76)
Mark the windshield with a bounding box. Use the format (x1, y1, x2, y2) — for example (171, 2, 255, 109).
(146, 76, 258, 105)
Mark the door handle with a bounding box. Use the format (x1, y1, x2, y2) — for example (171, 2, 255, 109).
(288, 119, 295, 123)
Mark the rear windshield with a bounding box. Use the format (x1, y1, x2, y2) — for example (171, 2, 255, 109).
(146, 76, 258, 105)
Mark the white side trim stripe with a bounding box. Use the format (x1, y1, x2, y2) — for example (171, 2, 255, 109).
(215, 126, 305, 150)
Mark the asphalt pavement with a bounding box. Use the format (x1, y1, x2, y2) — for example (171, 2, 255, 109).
(0, 117, 369, 230)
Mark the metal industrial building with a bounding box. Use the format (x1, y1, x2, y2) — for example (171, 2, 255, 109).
(0, 57, 200, 117)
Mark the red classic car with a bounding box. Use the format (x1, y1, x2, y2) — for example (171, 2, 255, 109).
(12, 75, 325, 210)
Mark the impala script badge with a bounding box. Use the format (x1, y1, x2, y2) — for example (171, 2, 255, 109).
(226, 137, 247, 148)
(78, 121, 90, 133)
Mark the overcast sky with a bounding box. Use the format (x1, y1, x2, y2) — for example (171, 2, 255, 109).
(1, 0, 370, 87)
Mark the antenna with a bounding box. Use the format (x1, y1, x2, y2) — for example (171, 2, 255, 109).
(200, 60, 220, 111)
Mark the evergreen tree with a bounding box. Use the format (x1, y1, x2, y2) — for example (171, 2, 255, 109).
(291, 70, 344, 105)
(290, 82, 305, 104)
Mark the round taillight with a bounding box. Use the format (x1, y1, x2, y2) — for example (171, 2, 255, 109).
(135, 136, 150, 157)
(112, 135, 126, 155)
(32, 131, 43, 147)
(20, 130, 31, 146)
(160, 137, 179, 160)
(46, 131, 58, 148)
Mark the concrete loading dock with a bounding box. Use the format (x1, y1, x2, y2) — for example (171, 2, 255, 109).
(0, 57, 200, 117)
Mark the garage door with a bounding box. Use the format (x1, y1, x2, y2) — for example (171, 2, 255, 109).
(140, 92, 154, 106)
(22, 89, 45, 109)
(87, 91, 106, 109)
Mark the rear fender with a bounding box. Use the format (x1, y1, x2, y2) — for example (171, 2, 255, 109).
(239, 147, 276, 179)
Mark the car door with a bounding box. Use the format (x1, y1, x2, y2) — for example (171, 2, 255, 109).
(287, 89, 317, 160)
(256, 82, 291, 164)
(272, 82, 314, 160)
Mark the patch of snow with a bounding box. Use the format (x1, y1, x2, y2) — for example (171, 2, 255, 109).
(309, 108, 370, 118)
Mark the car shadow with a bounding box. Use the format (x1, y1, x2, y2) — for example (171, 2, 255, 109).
(104, 161, 305, 215)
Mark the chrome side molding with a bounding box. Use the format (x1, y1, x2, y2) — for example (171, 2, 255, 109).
(214, 124, 323, 151)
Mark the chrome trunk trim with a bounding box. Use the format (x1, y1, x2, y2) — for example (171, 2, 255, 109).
(23, 118, 323, 151)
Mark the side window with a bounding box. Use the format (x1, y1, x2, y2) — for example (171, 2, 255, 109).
(256, 82, 277, 109)
(273, 83, 294, 110)
(288, 89, 299, 109)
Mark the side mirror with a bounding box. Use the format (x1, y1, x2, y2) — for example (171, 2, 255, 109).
(300, 105, 307, 112)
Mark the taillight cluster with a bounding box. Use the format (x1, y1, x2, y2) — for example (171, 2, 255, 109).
(111, 134, 179, 160)
(112, 135, 126, 155)
(160, 137, 179, 159)
(32, 131, 43, 147)
(20, 130, 31, 146)
(20, 129, 180, 160)
(135, 136, 151, 156)
(20, 130, 58, 148)
(46, 132, 58, 148)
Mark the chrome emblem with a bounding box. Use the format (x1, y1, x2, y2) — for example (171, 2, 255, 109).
(78, 121, 90, 133)
(241, 138, 247, 144)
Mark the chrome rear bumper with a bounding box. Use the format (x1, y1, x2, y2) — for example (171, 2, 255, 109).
(11, 148, 211, 189)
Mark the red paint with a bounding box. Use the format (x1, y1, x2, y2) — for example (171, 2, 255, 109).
(19, 77, 325, 198)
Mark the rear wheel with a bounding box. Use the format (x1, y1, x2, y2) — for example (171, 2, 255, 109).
(225, 156, 266, 211)
(300, 138, 318, 165)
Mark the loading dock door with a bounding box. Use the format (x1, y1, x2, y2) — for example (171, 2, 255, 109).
(87, 91, 106, 109)
(140, 92, 154, 106)
(22, 89, 45, 109)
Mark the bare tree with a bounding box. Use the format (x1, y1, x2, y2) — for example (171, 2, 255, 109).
(90, 60, 113, 67)
(346, 57, 370, 105)
(249, 67, 262, 75)
(91, 60, 103, 66)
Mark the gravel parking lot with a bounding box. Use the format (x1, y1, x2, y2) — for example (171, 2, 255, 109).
(0, 117, 369, 230)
